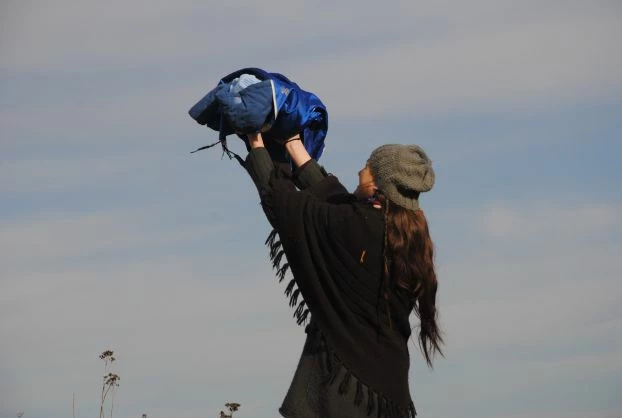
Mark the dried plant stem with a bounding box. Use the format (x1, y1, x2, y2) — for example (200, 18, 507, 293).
(109, 386, 116, 418)
(99, 379, 106, 418)
(98, 351, 118, 418)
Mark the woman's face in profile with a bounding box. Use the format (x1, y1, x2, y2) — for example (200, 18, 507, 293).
(354, 162, 377, 200)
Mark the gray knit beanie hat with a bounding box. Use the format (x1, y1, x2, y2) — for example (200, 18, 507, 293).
(368, 144, 435, 210)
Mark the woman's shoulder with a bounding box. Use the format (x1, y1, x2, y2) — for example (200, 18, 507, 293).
(351, 199, 385, 222)
(328, 198, 384, 244)
(325, 194, 383, 217)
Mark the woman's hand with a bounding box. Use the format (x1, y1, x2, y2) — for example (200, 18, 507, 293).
(248, 131, 311, 167)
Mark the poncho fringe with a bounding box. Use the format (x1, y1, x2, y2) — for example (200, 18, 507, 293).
(266, 228, 417, 418)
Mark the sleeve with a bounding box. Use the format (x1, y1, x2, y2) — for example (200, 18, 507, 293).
(244, 148, 328, 191)
(245, 147, 352, 230)
(292, 159, 328, 190)
(259, 165, 352, 231)
(245, 147, 275, 191)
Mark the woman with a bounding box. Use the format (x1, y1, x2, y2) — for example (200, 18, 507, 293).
(243, 132, 443, 418)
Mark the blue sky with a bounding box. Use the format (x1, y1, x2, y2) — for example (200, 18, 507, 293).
(1, 1, 621, 417)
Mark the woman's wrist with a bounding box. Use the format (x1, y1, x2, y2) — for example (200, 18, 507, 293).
(247, 132, 265, 149)
(283, 136, 301, 145)
(285, 137, 311, 167)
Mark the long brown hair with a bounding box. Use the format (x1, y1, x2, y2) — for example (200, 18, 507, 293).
(381, 196, 444, 367)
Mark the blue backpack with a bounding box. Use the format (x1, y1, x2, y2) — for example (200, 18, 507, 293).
(188, 67, 328, 164)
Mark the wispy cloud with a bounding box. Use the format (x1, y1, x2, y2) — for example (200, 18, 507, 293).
(289, 8, 622, 118)
(407, 201, 622, 418)
(480, 202, 621, 239)
(0, 209, 230, 275)
(3, 0, 620, 120)
(495, 409, 622, 418)
(1, 1, 621, 417)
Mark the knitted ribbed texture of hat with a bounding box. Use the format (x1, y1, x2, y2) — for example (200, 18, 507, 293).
(368, 144, 435, 211)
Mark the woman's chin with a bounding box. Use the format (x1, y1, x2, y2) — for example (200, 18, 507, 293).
(353, 188, 371, 201)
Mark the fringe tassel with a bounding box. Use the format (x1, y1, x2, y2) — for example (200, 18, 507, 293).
(367, 387, 375, 416)
(265, 229, 278, 248)
(269, 240, 280, 258)
(338, 371, 352, 395)
(323, 360, 340, 386)
(284, 279, 296, 297)
(354, 381, 364, 406)
(276, 263, 289, 282)
(289, 289, 301, 307)
(294, 300, 305, 317)
(409, 401, 417, 417)
(379, 397, 388, 418)
(374, 394, 413, 418)
(323, 339, 333, 374)
(272, 250, 286, 269)
(297, 308, 310, 325)
(392, 402, 400, 418)
(376, 397, 411, 418)
(265, 229, 310, 326)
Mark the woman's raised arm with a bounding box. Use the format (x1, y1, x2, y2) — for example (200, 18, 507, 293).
(283, 134, 311, 168)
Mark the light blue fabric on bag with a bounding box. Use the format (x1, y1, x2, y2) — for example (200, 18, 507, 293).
(229, 74, 262, 94)
(229, 74, 262, 105)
